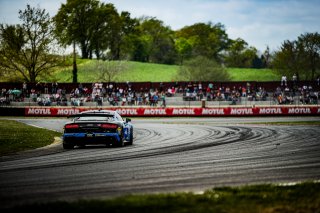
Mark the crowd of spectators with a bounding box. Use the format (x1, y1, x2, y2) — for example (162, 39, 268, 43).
(1, 77, 319, 107)
(272, 74, 319, 105)
(273, 85, 319, 105)
(181, 82, 268, 105)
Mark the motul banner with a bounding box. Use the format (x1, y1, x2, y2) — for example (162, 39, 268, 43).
(24, 107, 320, 117)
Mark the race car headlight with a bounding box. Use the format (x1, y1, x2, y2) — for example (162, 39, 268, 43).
(117, 127, 122, 135)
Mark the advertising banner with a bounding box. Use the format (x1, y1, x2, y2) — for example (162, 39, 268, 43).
(24, 107, 320, 117)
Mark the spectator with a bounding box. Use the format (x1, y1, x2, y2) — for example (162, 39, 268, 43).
(198, 82, 202, 92)
(121, 95, 127, 106)
(292, 73, 298, 84)
(52, 82, 58, 94)
(30, 88, 37, 102)
(281, 75, 287, 86)
(160, 92, 166, 108)
(241, 86, 247, 97)
(78, 83, 83, 96)
(137, 94, 143, 106)
(153, 93, 159, 106)
(207, 82, 213, 92)
(22, 82, 28, 97)
(44, 83, 49, 94)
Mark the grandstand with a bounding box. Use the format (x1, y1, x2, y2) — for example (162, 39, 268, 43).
(1, 81, 319, 107)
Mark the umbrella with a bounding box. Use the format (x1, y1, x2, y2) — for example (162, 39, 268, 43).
(11, 89, 22, 95)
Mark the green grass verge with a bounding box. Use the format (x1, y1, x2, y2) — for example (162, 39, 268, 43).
(10, 182, 320, 212)
(43, 59, 281, 83)
(228, 67, 281, 82)
(0, 119, 61, 156)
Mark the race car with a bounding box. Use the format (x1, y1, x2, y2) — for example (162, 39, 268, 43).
(62, 109, 133, 149)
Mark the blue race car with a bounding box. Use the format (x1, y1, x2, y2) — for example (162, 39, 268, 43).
(63, 110, 133, 149)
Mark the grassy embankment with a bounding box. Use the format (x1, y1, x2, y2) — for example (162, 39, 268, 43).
(45, 59, 281, 83)
(0, 119, 61, 156)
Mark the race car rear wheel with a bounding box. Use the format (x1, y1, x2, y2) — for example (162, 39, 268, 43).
(128, 127, 133, 145)
(63, 143, 74, 149)
(116, 129, 125, 147)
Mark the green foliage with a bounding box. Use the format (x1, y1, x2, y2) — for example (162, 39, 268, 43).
(224, 38, 260, 68)
(134, 17, 177, 64)
(175, 37, 193, 65)
(272, 32, 320, 80)
(177, 56, 230, 81)
(175, 22, 231, 62)
(0, 4, 61, 82)
(54, 0, 137, 61)
(54, 0, 100, 59)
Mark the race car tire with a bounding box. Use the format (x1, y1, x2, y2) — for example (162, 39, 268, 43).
(128, 127, 133, 145)
(63, 143, 74, 149)
(116, 130, 125, 147)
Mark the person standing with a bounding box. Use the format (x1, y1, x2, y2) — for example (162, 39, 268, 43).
(160, 92, 166, 108)
(22, 82, 28, 97)
(281, 75, 287, 86)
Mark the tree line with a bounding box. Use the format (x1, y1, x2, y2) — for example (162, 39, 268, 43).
(0, 0, 319, 83)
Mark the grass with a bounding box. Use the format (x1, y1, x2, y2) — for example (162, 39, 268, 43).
(0, 119, 61, 156)
(228, 67, 281, 82)
(42, 59, 281, 83)
(9, 182, 320, 212)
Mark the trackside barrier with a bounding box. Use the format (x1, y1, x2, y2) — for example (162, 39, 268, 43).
(0, 107, 25, 116)
(23, 106, 320, 117)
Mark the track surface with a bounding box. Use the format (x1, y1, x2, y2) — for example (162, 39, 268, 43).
(1, 117, 320, 207)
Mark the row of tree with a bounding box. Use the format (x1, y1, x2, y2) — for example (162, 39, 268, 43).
(53, 0, 264, 67)
(0, 0, 319, 83)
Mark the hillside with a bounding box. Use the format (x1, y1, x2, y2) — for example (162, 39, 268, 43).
(45, 59, 281, 83)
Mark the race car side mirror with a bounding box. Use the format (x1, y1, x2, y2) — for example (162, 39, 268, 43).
(126, 118, 131, 123)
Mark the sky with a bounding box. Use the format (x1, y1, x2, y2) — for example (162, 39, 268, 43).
(0, 0, 319, 53)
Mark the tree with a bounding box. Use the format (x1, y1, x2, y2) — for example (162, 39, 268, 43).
(54, 0, 99, 59)
(297, 32, 320, 80)
(94, 60, 127, 82)
(224, 38, 258, 68)
(54, 0, 100, 83)
(175, 22, 231, 62)
(108, 11, 137, 60)
(262, 46, 272, 68)
(0, 4, 61, 82)
(175, 37, 193, 65)
(272, 32, 320, 80)
(272, 40, 302, 79)
(177, 56, 230, 81)
(90, 3, 118, 60)
(134, 17, 176, 64)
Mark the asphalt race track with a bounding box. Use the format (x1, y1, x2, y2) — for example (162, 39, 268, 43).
(1, 116, 320, 208)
